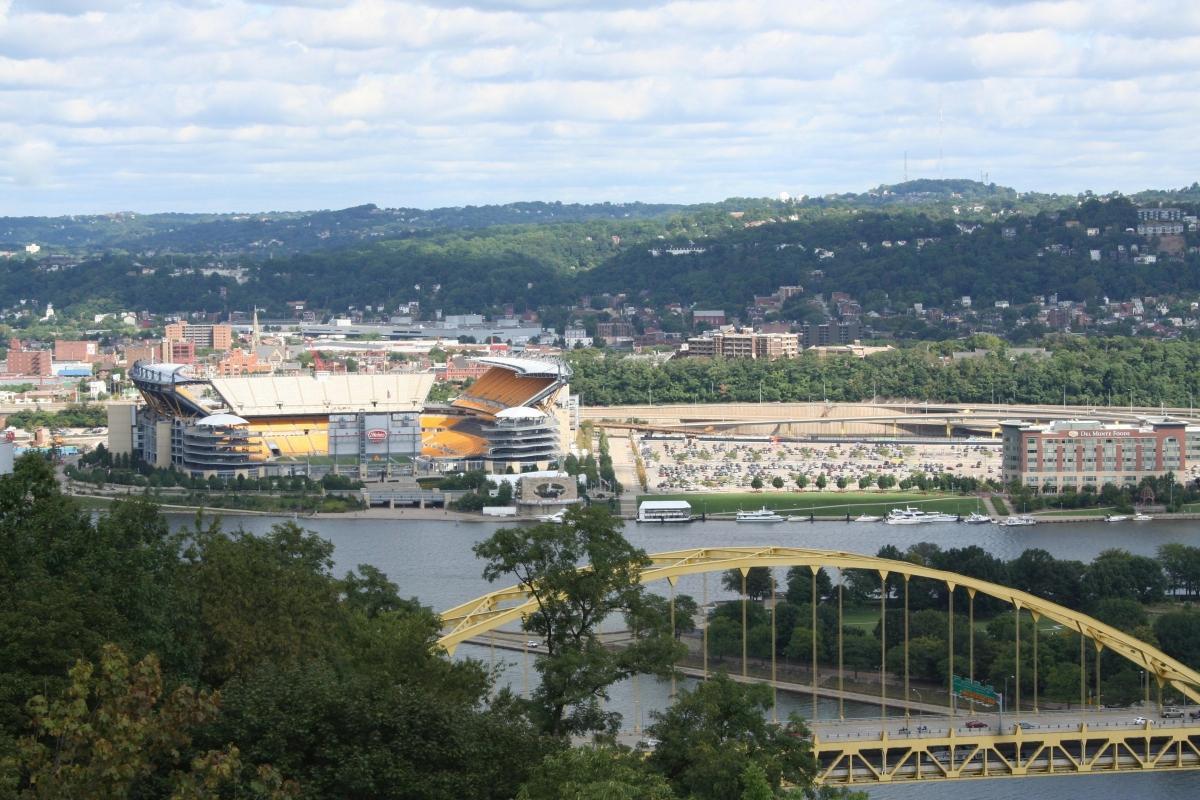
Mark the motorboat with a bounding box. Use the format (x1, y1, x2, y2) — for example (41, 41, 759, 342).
(786, 515, 809, 522)
(736, 507, 786, 523)
(854, 514, 883, 522)
(1000, 515, 1037, 527)
(1104, 514, 1130, 523)
(1133, 512, 1153, 521)
(536, 510, 566, 523)
(964, 512, 992, 524)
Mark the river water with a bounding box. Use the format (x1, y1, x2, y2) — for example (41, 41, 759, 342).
(181, 513, 1200, 798)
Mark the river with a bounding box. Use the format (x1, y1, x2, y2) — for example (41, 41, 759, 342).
(177, 513, 1200, 798)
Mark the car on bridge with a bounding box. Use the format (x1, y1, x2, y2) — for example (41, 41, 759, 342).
(1134, 716, 1152, 725)
(964, 720, 987, 729)
(1016, 721, 1036, 730)
(1162, 707, 1184, 719)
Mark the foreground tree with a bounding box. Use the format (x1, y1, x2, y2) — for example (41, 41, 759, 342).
(8, 643, 294, 799)
(646, 674, 816, 800)
(517, 745, 676, 800)
(473, 506, 684, 736)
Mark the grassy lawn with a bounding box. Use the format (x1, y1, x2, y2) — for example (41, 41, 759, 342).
(840, 606, 881, 630)
(71, 494, 117, 510)
(990, 496, 1010, 516)
(639, 491, 983, 516)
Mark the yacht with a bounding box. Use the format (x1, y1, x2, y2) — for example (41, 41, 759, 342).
(885, 507, 958, 525)
(1104, 514, 1130, 523)
(786, 515, 809, 522)
(1000, 515, 1037, 527)
(854, 514, 883, 523)
(736, 507, 786, 523)
(964, 512, 992, 525)
(1133, 512, 1153, 521)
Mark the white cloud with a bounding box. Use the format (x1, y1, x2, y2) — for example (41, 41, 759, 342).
(1, 0, 1199, 213)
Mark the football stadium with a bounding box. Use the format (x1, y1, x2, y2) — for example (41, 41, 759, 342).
(110, 356, 573, 479)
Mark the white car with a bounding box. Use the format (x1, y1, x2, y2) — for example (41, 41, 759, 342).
(1134, 716, 1152, 725)
(526, 640, 540, 649)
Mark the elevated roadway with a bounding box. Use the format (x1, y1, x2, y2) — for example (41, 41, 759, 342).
(581, 401, 1200, 438)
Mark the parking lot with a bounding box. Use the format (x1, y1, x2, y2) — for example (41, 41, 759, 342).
(638, 436, 1001, 493)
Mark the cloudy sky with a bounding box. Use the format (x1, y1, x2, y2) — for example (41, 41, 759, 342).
(2, 0, 1199, 215)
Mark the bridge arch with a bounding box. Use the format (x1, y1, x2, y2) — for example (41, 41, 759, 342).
(438, 546, 1200, 705)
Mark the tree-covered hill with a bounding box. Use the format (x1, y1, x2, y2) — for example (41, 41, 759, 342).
(3, 183, 1199, 317)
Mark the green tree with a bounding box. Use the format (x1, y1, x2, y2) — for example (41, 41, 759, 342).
(645, 673, 815, 800)
(785, 566, 833, 606)
(815, 474, 827, 490)
(771, 476, 784, 490)
(188, 521, 343, 686)
(722, 567, 775, 601)
(473, 507, 683, 736)
(739, 762, 773, 800)
(750, 476, 764, 491)
(518, 745, 676, 800)
(1154, 611, 1200, 668)
(795, 475, 808, 490)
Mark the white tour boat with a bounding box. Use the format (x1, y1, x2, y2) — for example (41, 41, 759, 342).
(1000, 515, 1037, 527)
(736, 507, 786, 523)
(636, 500, 694, 523)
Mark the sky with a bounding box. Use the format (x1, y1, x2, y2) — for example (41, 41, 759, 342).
(2, 0, 1199, 215)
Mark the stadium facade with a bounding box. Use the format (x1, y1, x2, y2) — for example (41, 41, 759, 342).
(110, 357, 574, 479)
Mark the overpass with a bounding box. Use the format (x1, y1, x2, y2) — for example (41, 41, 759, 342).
(438, 545, 1200, 785)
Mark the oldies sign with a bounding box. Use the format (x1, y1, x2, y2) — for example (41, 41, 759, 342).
(366, 428, 388, 443)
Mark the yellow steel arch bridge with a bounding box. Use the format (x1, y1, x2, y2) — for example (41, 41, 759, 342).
(439, 546, 1200, 786)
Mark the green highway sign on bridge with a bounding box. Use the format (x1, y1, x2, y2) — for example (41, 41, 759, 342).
(952, 675, 998, 706)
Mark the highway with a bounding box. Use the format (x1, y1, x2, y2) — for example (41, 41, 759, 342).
(812, 706, 1199, 740)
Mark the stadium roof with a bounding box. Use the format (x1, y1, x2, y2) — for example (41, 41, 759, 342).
(211, 373, 434, 416)
(196, 413, 249, 427)
(496, 407, 546, 420)
(472, 356, 571, 379)
(131, 362, 200, 386)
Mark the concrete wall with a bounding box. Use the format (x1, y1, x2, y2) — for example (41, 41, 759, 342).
(0, 440, 13, 476)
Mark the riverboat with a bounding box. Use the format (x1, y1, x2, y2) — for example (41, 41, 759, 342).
(636, 500, 694, 523)
(736, 507, 786, 523)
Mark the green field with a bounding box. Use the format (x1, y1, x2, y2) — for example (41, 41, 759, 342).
(639, 491, 983, 517)
(990, 496, 1010, 516)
